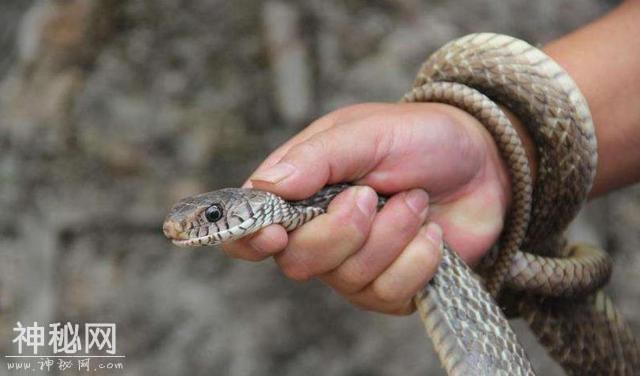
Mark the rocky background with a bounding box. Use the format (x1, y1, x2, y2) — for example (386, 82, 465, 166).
(1, 1, 637, 375)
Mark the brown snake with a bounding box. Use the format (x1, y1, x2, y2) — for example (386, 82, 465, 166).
(162, 34, 640, 375)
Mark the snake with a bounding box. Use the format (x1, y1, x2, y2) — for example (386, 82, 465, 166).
(162, 33, 640, 375)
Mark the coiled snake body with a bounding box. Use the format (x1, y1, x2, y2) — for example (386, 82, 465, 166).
(163, 34, 640, 375)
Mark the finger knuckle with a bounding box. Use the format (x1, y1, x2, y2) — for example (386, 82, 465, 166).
(291, 137, 325, 158)
(331, 201, 373, 240)
(371, 282, 400, 305)
(281, 265, 311, 282)
(276, 257, 312, 282)
(329, 265, 370, 295)
(382, 208, 422, 240)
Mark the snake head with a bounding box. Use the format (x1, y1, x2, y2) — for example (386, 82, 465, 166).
(162, 188, 275, 247)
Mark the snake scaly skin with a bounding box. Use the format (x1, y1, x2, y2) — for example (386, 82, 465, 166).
(163, 34, 639, 375)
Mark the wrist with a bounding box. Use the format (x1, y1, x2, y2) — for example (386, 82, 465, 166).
(444, 102, 539, 228)
(421, 103, 515, 264)
(440, 104, 516, 218)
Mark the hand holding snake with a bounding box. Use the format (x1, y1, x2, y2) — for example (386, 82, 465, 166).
(225, 102, 518, 314)
(163, 10, 640, 374)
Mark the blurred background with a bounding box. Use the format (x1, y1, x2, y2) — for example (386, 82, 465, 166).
(1, 0, 638, 375)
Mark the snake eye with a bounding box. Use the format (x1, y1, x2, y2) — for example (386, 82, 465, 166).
(204, 204, 223, 222)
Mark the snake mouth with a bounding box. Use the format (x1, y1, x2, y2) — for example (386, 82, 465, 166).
(165, 217, 262, 247)
(163, 220, 218, 247)
(171, 236, 218, 247)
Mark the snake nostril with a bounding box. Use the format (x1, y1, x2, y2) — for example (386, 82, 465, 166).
(162, 221, 184, 239)
(162, 222, 173, 238)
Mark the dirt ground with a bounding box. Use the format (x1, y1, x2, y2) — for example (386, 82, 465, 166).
(1, 1, 637, 375)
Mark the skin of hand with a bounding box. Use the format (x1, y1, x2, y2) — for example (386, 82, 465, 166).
(223, 102, 517, 315)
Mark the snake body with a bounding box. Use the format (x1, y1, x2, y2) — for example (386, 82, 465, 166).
(163, 34, 639, 375)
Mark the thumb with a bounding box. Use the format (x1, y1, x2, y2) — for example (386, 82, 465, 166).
(248, 127, 384, 199)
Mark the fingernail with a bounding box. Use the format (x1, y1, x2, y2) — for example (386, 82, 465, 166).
(354, 186, 377, 217)
(251, 162, 296, 184)
(423, 223, 443, 248)
(404, 189, 429, 218)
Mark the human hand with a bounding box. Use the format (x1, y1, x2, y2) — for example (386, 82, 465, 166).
(223, 102, 514, 315)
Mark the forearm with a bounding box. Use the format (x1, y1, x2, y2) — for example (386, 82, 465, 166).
(543, 0, 640, 197)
